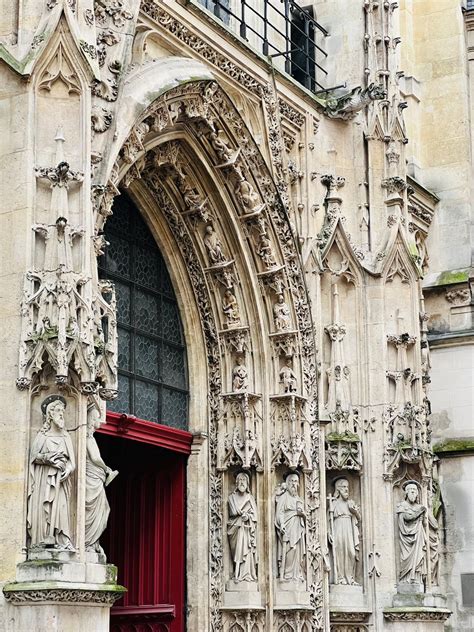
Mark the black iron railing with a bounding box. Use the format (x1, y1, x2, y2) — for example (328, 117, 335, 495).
(196, 0, 328, 92)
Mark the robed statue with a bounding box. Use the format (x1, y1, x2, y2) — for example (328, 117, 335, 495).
(396, 480, 427, 585)
(327, 477, 360, 585)
(227, 472, 258, 582)
(85, 404, 117, 557)
(275, 472, 306, 582)
(27, 395, 75, 550)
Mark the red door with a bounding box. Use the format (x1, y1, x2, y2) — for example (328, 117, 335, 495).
(98, 413, 192, 632)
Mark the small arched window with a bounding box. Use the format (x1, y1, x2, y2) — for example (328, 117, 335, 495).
(99, 193, 188, 430)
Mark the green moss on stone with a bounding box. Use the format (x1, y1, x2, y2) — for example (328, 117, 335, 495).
(435, 269, 469, 286)
(433, 437, 474, 454)
(327, 431, 360, 443)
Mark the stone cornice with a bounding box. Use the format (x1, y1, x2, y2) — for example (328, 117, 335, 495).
(3, 583, 126, 606)
(383, 607, 451, 622)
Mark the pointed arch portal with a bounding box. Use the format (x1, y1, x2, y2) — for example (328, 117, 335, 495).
(92, 61, 321, 631)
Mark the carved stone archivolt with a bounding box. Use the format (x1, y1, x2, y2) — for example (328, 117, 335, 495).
(103, 76, 320, 629)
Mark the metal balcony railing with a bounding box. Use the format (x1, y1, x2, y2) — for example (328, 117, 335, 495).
(196, 0, 328, 92)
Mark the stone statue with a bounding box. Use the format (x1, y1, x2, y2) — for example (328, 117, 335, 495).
(204, 224, 226, 265)
(275, 473, 306, 582)
(256, 233, 277, 268)
(235, 177, 261, 214)
(273, 294, 291, 332)
(396, 480, 427, 585)
(222, 289, 241, 327)
(27, 395, 75, 550)
(85, 404, 117, 557)
(279, 357, 297, 393)
(327, 478, 360, 585)
(232, 355, 248, 392)
(227, 472, 258, 582)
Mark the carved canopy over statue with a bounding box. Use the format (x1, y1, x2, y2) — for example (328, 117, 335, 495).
(275, 473, 306, 582)
(227, 472, 258, 582)
(27, 395, 75, 550)
(396, 480, 427, 585)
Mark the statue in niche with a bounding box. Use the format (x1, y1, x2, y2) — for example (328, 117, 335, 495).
(232, 355, 248, 392)
(235, 177, 261, 214)
(327, 478, 360, 585)
(227, 472, 258, 582)
(273, 294, 291, 332)
(256, 233, 277, 269)
(279, 356, 297, 393)
(396, 480, 427, 585)
(222, 289, 241, 327)
(85, 404, 118, 557)
(203, 224, 226, 265)
(27, 395, 75, 550)
(209, 126, 236, 164)
(275, 472, 306, 582)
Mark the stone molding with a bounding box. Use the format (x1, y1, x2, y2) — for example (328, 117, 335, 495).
(3, 586, 125, 606)
(383, 607, 451, 622)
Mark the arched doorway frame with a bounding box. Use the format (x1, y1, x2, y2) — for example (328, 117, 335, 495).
(93, 60, 322, 631)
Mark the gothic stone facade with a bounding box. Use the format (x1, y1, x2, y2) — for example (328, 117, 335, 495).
(0, 0, 472, 631)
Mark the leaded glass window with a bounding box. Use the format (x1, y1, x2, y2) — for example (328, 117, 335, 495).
(99, 194, 189, 429)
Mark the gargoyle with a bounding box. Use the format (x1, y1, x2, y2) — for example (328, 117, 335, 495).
(323, 83, 387, 120)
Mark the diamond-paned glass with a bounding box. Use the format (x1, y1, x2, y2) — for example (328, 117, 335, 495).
(135, 288, 160, 336)
(98, 193, 188, 429)
(115, 282, 131, 326)
(109, 373, 131, 414)
(117, 327, 131, 371)
(135, 379, 160, 422)
(162, 299, 182, 345)
(162, 388, 188, 430)
(135, 335, 160, 381)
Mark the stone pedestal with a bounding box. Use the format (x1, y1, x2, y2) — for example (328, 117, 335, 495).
(274, 580, 311, 607)
(3, 559, 125, 632)
(329, 584, 371, 625)
(383, 587, 451, 629)
(224, 580, 262, 607)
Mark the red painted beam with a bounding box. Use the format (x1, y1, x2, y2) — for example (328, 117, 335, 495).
(98, 412, 193, 455)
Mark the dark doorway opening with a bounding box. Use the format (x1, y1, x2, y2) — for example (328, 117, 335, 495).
(98, 431, 188, 632)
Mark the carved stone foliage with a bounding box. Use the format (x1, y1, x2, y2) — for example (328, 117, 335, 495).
(383, 609, 451, 622)
(3, 588, 124, 605)
(445, 288, 470, 305)
(140, 4, 263, 96)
